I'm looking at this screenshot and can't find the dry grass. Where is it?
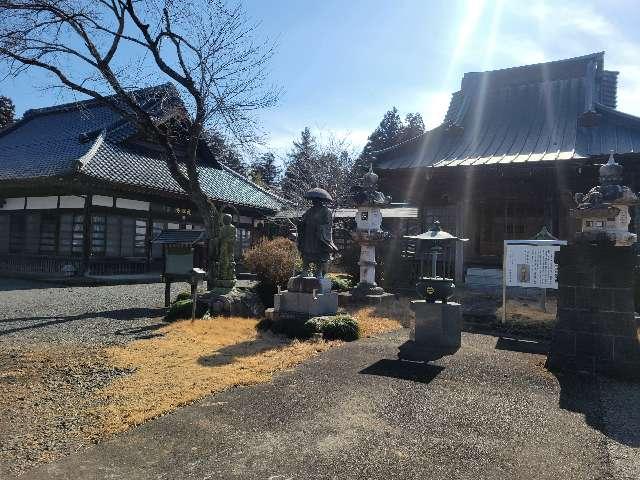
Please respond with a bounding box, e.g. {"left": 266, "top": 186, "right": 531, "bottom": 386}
{"left": 349, "top": 297, "right": 412, "bottom": 336}
{"left": 496, "top": 298, "right": 557, "bottom": 325}
{"left": 91, "top": 303, "right": 405, "bottom": 438}
{"left": 91, "top": 317, "right": 338, "bottom": 437}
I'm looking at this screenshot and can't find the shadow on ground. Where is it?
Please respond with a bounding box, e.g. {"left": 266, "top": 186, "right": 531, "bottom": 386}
{"left": 0, "top": 307, "right": 166, "bottom": 335}
{"left": 552, "top": 370, "right": 640, "bottom": 448}
{"left": 494, "top": 336, "right": 549, "bottom": 355}
{"left": 359, "top": 358, "right": 444, "bottom": 384}
{"left": 198, "top": 334, "right": 289, "bottom": 368}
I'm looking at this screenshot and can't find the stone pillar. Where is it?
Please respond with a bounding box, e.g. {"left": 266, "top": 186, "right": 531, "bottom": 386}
{"left": 358, "top": 243, "right": 377, "bottom": 285}
{"left": 547, "top": 243, "right": 640, "bottom": 378}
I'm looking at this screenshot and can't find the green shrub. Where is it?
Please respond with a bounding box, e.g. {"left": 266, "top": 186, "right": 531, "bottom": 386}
{"left": 174, "top": 291, "right": 192, "bottom": 303}
{"left": 165, "top": 299, "right": 208, "bottom": 322}
{"left": 328, "top": 273, "right": 353, "bottom": 291}
{"left": 244, "top": 237, "right": 301, "bottom": 307}
{"left": 317, "top": 315, "right": 360, "bottom": 341}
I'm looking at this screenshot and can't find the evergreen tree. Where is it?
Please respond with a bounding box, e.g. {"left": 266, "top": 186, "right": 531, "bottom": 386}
{"left": 281, "top": 127, "right": 317, "bottom": 202}
{"left": 0, "top": 96, "right": 15, "bottom": 129}
{"left": 402, "top": 112, "right": 425, "bottom": 141}
{"left": 250, "top": 152, "right": 280, "bottom": 187}
{"left": 354, "top": 107, "right": 405, "bottom": 178}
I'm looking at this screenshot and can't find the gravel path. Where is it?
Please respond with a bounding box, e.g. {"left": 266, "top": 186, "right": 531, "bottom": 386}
{"left": 0, "top": 278, "right": 168, "bottom": 346}
{"left": 0, "top": 278, "right": 170, "bottom": 477}
{"left": 23, "top": 329, "right": 626, "bottom": 480}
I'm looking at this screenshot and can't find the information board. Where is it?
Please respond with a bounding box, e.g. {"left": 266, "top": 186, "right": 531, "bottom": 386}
{"left": 504, "top": 243, "right": 564, "bottom": 289}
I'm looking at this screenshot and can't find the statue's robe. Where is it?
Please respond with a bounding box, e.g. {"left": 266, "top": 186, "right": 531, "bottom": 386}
{"left": 298, "top": 204, "right": 338, "bottom": 263}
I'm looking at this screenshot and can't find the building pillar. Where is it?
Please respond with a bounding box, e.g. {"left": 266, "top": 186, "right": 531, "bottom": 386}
{"left": 80, "top": 194, "right": 92, "bottom": 276}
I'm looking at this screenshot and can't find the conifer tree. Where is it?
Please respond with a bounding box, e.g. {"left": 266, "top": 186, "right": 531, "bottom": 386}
{"left": 0, "top": 96, "right": 14, "bottom": 129}
{"left": 402, "top": 112, "right": 425, "bottom": 141}
{"left": 250, "top": 152, "right": 280, "bottom": 187}
{"left": 281, "top": 127, "right": 317, "bottom": 201}
{"left": 354, "top": 107, "right": 405, "bottom": 177}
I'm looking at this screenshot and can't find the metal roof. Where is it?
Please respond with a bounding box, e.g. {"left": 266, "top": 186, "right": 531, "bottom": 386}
{"left": 0, "top": 84, "right": 284, "bottom": 213}
{"left": 152, "top": 229, "right": 207, "bottom": 245}
{"left": 271, "top": 207, "right": 419, "bottom": 220}
{"left": 376, "top": 52, "right": 640, "bottom": 169}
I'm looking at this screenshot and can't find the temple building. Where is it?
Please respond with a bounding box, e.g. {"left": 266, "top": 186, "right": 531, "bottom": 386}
{"left": 375, "top": 52, "right": 640, "bottom": 284}
{"left": 0, "top": 84, "right": 284, "bottom": 277}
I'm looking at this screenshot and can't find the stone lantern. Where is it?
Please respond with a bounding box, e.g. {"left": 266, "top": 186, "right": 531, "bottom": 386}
{"left": 350, "top": 165, "right": 391, "bottom": 298}
{"left": 572, "top": 152, "right": 638, "bottom": 246}
{"left": 547, "top": 152, "right": 640, "bottom": 379}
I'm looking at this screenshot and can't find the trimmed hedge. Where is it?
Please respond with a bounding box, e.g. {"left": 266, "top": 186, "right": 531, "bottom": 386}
{"left": 312, "top": 315, "right": 360, "bottom": 341}
{"left": 261, "top": 314, "right": 360, "bottom": 341}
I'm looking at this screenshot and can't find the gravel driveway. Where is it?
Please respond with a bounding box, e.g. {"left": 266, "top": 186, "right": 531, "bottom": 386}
{"left": 0, "top": 278, "right": 167, "bottom": 346}
{"left": 0, "top": 277, "right": 170, "bottom": 477}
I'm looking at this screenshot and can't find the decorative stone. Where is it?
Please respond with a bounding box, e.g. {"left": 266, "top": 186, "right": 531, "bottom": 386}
{"left": 350, "top": 165, "right": 391, "bottom": 298}
{"left": 572, "top": 152, "right": 639, "bottom": 246}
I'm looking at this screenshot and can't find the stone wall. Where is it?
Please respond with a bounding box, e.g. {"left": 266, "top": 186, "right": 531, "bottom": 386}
{"left": 547, "top": 243, "right": 640, "bottom": 378}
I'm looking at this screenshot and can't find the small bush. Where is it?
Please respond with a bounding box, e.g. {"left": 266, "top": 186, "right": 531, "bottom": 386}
{"left": 174, "top": 291, "right": 192, "bottom": 303}
{"left": 244, "top": 237, "right": 301, "bottom": 307}
{"left": 165, "top": 299, "right": 208, "bottom": 322}
{"left": 328, "top": 273, "right": 353, "bottom": 291}
{"left": 317, "top": 315, "right": 360, "bottom": 341}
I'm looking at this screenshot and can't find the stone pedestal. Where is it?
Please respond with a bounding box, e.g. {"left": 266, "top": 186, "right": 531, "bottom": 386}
{"left": 398, "top": 300, "right": 461, "bottom": 361}
{"left": 547, "top": 243, "right": 640, "bottom": 379}
{"left": 273, "top": 276, "right": 338, "bottom": 320}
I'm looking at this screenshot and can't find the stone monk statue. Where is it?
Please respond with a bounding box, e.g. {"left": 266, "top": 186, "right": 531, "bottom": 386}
{"left": 215, "top": 213, "right": 236, "bottom": 287}
{"left": 297, "top": 188, "right": 338, "bottom": 278}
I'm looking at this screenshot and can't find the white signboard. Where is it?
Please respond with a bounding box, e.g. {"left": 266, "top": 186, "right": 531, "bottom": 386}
{"left": 504, "top": 241, "right": 565, "bottom": 289}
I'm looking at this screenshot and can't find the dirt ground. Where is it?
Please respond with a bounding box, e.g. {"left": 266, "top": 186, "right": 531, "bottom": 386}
{"left": 0, "top": 301, "right": 402, "bottom": 478}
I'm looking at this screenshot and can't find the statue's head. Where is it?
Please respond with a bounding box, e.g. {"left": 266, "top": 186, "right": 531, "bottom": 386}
{"left": 222, "top": 213, "right": 233, "bottom": 225}
{"left": 304, "top": 187, "right": 333, "bottom": 206}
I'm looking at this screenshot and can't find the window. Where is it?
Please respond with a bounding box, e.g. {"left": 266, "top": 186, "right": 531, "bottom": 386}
{"left": 24, "top": 214, "right": 40, "bottom": 253}
{"left": 135, "top": 219, "right": 147, "bottom": 256}
{"left": 91, "top": 215, "right": 106, "bottom": 255}
{"left": 152, "top": 222, "right": 166, "bottom": 259}
{"left": 235, "top": 228, "right": 251, "bottom": 258}
{"left": 58, "top": 213, "right": 84, "bottom": 255}
{"left": 105, "top": 216, "right": 121, "bottom": 257}
{"left": 39, "top": 215, "right": 57, "bottom": 253}
{"left": 9, "top": 214, "right": 26, "bottom": 253}
{"left": 0, "top": 215, "right": 9, "bottom": 253}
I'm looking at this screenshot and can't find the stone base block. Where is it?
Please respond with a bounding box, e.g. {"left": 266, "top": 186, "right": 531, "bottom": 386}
{"left": 411, "top": 300, "right": 462, "bottom": 349}
{"left": 287, "top": 276, "right": 332, "bottom": 294}
{"left": 338, "top": 291, "right": 396, "bottom": 307}
{"left": 274, "top": 290, "right": 338, "bottom": 318}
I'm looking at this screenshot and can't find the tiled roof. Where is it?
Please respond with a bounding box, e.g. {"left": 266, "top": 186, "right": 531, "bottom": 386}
{"left": 0, "top": 84, "right": 284, "bottom": 212}
{"left": 376, "top": 52, "right": 640, "bottom": 169}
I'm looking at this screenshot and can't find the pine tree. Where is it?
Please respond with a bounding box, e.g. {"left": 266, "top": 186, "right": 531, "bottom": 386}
{"left": 354, "top": 107, "right": 405, "bottom": 178}
{"left": 281, "top": 127, "right": 317, "bottom": 202}
{"left": 0, "top": 96, "right": 15, "bottom": 129}
{"left": 402, "top": 112, "right": 425, "bottom": 141}
{"left": 250, "top": 152, "right": 280, "bottom": 187}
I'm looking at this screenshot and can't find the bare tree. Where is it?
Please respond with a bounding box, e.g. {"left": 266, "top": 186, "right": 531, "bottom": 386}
{"left": 0, "top": 0, "right": 278, "bottom": 288}
{"left": 281, "top": 129, "right": 356, "bottom": 207}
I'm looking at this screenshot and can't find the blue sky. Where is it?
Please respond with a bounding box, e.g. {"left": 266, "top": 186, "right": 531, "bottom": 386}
{"left": 4, "top": 0, "right": 640, "bottom": 160}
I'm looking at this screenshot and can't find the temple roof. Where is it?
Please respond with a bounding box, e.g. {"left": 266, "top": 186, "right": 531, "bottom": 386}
{"left": 0, "top": 84, "right": 284, "bottom": 212}
{"left": 376, "top": 52, "right": 640, "bottom": 169}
